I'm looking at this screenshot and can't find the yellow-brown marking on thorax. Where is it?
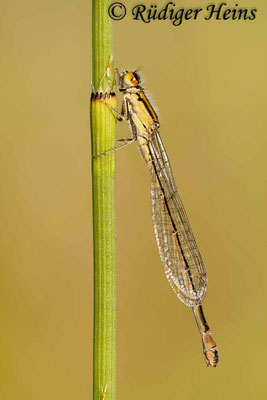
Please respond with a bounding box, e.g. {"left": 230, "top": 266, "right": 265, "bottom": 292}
{"left": 127, "top": 88, "right": 159, "bottom": 133}
{"left": 125, "top": 87, "right": 159, "bottom": 164}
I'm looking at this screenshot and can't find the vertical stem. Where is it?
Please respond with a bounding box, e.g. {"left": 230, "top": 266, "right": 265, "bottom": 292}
{"left": 91, "top": 1, "right": 116, "bottom": 400}
{"left": 92, "top": 0, "right": 114, "bottom": 92}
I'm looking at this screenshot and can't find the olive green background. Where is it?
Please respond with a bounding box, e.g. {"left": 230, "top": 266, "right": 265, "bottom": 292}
{"left": 1, "top": 1, "right": 267, "bottom": 399}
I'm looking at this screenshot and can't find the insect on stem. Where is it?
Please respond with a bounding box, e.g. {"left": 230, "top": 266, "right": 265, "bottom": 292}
{"left": 99, "top": 64, "right": 219, "bottom": 367}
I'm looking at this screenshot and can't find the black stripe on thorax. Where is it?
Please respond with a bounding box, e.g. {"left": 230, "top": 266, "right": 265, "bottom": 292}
{"left": 136, "top": 92, "right": 158, "bottom": 123}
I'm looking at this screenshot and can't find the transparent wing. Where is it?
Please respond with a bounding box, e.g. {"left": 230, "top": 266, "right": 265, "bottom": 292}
{"left": 148, "top": 131, "right": 207, "bottom": 307}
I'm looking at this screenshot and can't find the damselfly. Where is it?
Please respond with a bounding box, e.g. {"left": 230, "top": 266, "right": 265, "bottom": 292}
{"left": 94, "top": 67, "right": 219, "bottom": 367}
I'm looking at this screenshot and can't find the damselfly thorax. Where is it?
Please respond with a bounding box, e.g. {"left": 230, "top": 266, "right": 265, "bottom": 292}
{"left": 117, "top": 82, "right": 160, "bottom": 163}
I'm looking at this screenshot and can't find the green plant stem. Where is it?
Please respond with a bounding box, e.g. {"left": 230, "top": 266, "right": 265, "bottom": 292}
{"left": 92, "top": 0, "right": 114, "bottom": 92}
{"left": 91, "top": 1, "right": 116, "bottom": 400}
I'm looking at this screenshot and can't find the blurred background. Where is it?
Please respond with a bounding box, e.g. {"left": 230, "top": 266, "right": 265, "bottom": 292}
{"left": 1, "top": 0, "right": 267, "bottom": 399}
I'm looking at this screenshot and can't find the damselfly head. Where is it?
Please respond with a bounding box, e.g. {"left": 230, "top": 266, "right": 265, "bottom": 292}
{"left": 118, "top": 70, "right": 141, "bottom": 89}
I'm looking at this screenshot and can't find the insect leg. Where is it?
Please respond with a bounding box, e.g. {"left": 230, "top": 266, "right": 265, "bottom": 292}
{"left": 93, "top": 97, "right": 136, "bottom": 158}
{"left": 99, "top": 93, "right": 129, "bottom": 121}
